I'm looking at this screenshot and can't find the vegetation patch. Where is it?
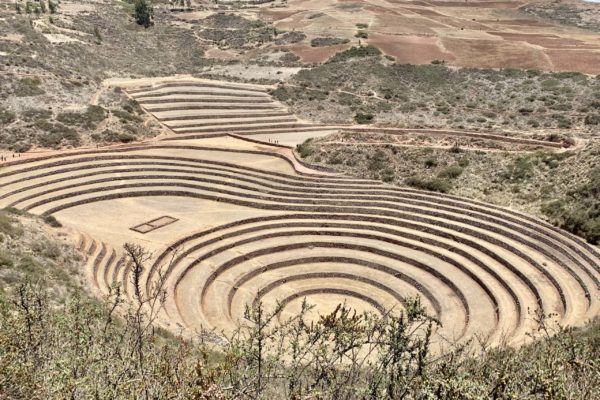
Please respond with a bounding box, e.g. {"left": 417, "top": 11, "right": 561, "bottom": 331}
{"left": 56, "top": 105, "right": 107, "bottom": 129}
{"left": 404, "top": 176, "right": 451, "bottom": 193}
{"left": 542, "top": 167, "right": 600, "bottom": 245}
{"left": 13, "top": 77, "right": 45, "bottom": 97}
{"left": 295, "top": 138, "right": 314, "bottom": 158}
{"left": 0, "top": 107, "right": 16, "bottom": 125}
{"left": 310, "top": 37, "right": 350, "bottom": 47}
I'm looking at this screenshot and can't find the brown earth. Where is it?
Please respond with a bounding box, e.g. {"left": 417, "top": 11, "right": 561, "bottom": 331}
{"left": 253, "top": 0, "right": 600, "bottom": 73}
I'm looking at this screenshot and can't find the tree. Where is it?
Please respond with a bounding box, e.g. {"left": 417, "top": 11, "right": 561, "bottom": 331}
{"left": 93, "top": 26, "right": 102, "bottom": 44}
{"left": 134, "top": 0, "right": 153, "bottom": 28}
{"left": 48, "top": 0, "right": 57, "bottom": 14}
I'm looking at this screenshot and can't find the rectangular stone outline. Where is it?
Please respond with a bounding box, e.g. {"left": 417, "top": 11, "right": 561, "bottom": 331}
{"left": 130, "top": 216, "right": 178, "bottom": 234}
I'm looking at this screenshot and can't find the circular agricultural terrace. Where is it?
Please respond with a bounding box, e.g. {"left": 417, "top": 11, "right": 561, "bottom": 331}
{"left": 1, "top": 79, "right": 598, "bottom": 347}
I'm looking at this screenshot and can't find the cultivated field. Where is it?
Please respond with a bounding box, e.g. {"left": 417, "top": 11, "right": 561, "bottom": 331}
{"left": 0, "top": 78, "right": 598, "bottom": 349}
{"left": 254, "top": 0, "right": 600, "bottom": 73}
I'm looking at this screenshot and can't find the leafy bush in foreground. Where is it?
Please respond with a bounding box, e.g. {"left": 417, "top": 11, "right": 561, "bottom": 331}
{"left": 0, "top": 217, "right": 597, "bottom": 399}
{"left": 0, "top": 274, "right": 597, "bottom": 399}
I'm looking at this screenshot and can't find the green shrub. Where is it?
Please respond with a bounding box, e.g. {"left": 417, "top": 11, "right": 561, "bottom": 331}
{"left": 296, "top": 139, "right": 314, "bottom": 158}
{"left": 32, "top": 239, "right": 61, "bottom": 260}
{"left": 0, "top": 251, "right": 13, "bottom": 268}
{"left": 328, "top": 45, "right": 381, "bottom": 63}
{"left": 438, "top": 165, "right": 464, "bottom": 179}
{"left": 122, "top": 98, "right": 143, "bottom": 114}
{"left": 111, "top": 109, "right": 142, "bottom": 123}
{"left": 424, "top": 157, "right": 438, "bottom": 168}
{"left": 503, "top": 156, "right": 536, "bottom": 182}
{"left": 328, "top": 154, "right": 343, "bottom": 165}
{"left": 458, "top": 157, "right": 470, "bottom": 168}
{"left": 355, "top": 31, "right": 368, "bottom": 39}
{"left": 584, "top": 114, "right": 600, "bottom": 125}
{"left": 380, "top": 167, "right": 395, "bottom": 182}
{"left": 0, "top": 107, "right": 16, "bottom": 125}
{"left": 0, "top": 213, "right": 23, "bottom": 238}
{"left": 354, "top": 112, "right": 374, "bottom": 124}
{"left": 37, "top": 124, "right": 80, "bottom": 149}
{"left": 310, "top": 37, "right": 350, "bottom": 47}
{"left": 14, "top": 77, "right": 45, "bottom": 97}
{"left": 43, "top": 215, "right": 62, "bottom": 228}
{"left": 21, "top": 108, "right": 52, "bottom": 122}
{"left": 552, "top": 114, "right": 572, "bottom": 128}
{"left": 404, "top": 177, "right": 451, "bottom": 193}
{"left": 449, "top": 144, "right": 462, "bottom": 153}
{"left": 134, "top": 0, "right": 153, "bottom": 28}
{"left": 367, "top": 150, "right": 387, "bottom": 171}
{"left": 57, "top": 106, "right": 107, "bottom": 129}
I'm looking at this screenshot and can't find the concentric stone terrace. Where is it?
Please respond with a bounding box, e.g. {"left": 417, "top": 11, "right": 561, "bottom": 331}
{"left": 1, "top": 138, "right": 598, "bottom": 347}
{"left": 126, "top": 79, "right": 338, "bottom": 146}
{"left": 125, "top": 78, "right": 568, "bottom": 150}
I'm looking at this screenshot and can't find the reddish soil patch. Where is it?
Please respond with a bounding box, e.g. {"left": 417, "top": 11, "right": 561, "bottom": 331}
{"left": 400, "top": 7, "right": 449, "bottom": 17}
{"left": 490, "top": 32, "right": 600, "bottom": 49}
{"left": 545, "top": 49, "right": 600, "bottom": 74}
{"left": 257, "top": 0, "right": 600, "bottom": 73}
{"left": 258, "top": 8, "right": 299, "bottom": 21}
{"left": 424, "top": 1, "right": 521, "bottom": 8}
{"left": 287, "top": 43, "right": 353, "bottom": 63}
{"left": 368, "top": 33, "right": 456, "bottom": 64}
{"left": 478, "top": 19, "right": 554, "bottom": 27}
{"left": 442, "top": 37, "right": 553, "bottom": 70}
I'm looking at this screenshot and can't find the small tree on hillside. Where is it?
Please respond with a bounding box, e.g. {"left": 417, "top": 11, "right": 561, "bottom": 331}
{"left": 134, "top": 0, "right": 153, "bottom": 28}
{"left": 48, "top": 0, "right": 57, "bottom": 14}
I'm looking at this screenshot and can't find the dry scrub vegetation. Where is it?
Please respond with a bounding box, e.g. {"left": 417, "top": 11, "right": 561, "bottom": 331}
{"left": 296, "top": 135, "right": 600, "bottom": 245}
{"left": 0, "top": 211, "right": 598, "bottom": 399}
{"left": 523, "top": 0, "right": 600, "bottom": 32}
{"left": 272, "top": 46, "right": 600, "bottom": 137}
{"left": 0, "top": 0, "right": 209, "bottom": 151}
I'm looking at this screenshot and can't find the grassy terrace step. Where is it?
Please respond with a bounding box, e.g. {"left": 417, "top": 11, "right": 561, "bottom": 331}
{"left": 130, "top": 90, "right": 270, "bottom": 99}
{"left": 16, "top": 181, "right": 588, "bottom": 321}
{"left": 110, "top": 256, "right": 127, "bottom": 293}
{"left": 0, "top": 140, "right": 596, "bottom": 345}
{"left": 172, "top": 122, "right": 308, "bottom": 134}
{"left": 252, "top": 271, "right": 409, "bottom": 310}
{"left": 173, "top": 229, "right": 497, "bottom": 327}
{"left": 0, "top": 145, "right": 348, "bottom": 179}
{"left": 192, "top": 240, "right": 482, "bottom": 339}
{"left": 169, "top": 117, "right": 299, "bottom": 129}
{"left": 2, "top": 152, "right": 596, "bottom": 288}
{"left": 337, "top": 127, "right": 564, "bottom": 149}
{"left": 143, "top": 103, "right": 284, "bottom": 112}
{"left": 160, "top": 126, "right": 337, "bottom": 140}
{"left": 10, "top": 174, "right": 595, "bottom": 297}
{"left": 99, "top": 248, "right": 116, "bottom": 291}
{"left": 59, "top": 191, "right": 595, "bottom": 315}
{"left": 92, "top": 242, "right": 107, "bottom": 289}
{"left": 129, "top": 87, "right": 270, "bottom": 99}
{"left": 2, "top": 152, "right": 596, "bottom": 282}
{"left": 154, "top": 218, "right": 551, "bottom": 340}
{"left": 126, "top": 81, "right": 269, "bottom": 95}
{"left": 159, "top": 111, "right": 293, "bottom": 122}
{"left": 7, "top": 166, "right": 595, "bottom": 294}
{"left": 136, "top": 96, "right": 276, "bottom": 105}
